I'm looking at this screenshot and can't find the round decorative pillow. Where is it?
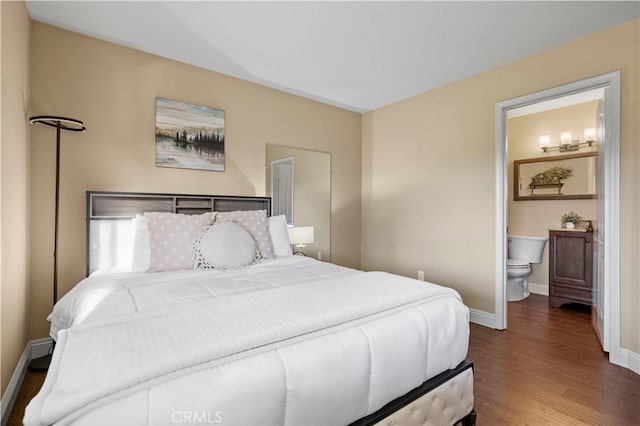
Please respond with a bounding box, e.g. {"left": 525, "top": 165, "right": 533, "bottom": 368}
{"left": 193, "top": 221, "right": 257, "bottom": 269}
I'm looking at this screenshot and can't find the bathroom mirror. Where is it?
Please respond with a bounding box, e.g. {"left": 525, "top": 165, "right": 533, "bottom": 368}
{"left": 514, "top": 152, "right": 597, "bottom": 201}
{"left": 266, "top": 144, "right": 331, "bottom": 261}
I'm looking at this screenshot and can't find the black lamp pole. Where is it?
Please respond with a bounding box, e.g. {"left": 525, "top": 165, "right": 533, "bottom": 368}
{"left": 28, "top": 115, "right": 85, "bottom": 370}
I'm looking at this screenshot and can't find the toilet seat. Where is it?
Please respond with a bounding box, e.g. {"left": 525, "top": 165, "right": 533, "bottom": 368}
{"left": 507, "top": 259, "right": 530, "bottom": 269}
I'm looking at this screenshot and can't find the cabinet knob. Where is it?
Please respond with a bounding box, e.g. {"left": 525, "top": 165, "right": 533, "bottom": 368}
{"left": 586, "top": 239, "right": 591, "bottom": 243}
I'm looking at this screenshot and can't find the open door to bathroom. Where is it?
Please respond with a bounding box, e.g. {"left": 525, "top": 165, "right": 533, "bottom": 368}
{"left": 496, "top": 72, "right": 620, "bottom": 364}
{"left": 592, "top": 94, "right": 608, "bottom": 352}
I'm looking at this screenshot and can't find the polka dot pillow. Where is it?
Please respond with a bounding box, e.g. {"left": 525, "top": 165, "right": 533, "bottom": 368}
{"left": 216, "top": 209, "right": 274, "bottom": 259}
{"left": 144, "top": 212, "right": 215, "bottom": 272}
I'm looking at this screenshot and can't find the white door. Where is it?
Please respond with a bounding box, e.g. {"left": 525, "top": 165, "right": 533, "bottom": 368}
{"left": 271, "top": 157, "right": 294, "bottom": 225}
{"left": 592, "top": 94, "right": 608, "bottom": 351}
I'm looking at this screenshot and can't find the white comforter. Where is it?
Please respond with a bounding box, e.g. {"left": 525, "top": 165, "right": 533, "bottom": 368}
{"left": 47, "top": 256, "right": 359, "bottom": 340}
{"left": 25, "top": 257, "right": 469, "bottom": 425}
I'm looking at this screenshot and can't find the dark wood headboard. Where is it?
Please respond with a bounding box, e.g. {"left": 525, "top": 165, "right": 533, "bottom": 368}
{"left": 86, "top": 191, "right": 271, "bottom": 275}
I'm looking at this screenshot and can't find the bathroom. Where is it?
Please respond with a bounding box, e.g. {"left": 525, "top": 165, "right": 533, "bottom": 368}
{"left": 506, "top": 95, "right": 599, "bottom": 304}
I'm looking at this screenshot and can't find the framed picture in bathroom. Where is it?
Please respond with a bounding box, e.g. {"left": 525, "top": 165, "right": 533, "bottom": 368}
{"left": 513, "top": 152, "right": 597, "bottom": 201}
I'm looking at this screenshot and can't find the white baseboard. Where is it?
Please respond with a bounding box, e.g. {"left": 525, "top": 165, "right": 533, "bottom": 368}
{"left": 0, "top": 337, "right": 53, "bottom": 426}
{"left": 30, "top": 337, "right": 53, "bottom": 359}
{"left": 528, "top": 282, "right": 549, "bottom": 296}
{"left": 610, "top": 347, "right": 640, "bottom": 375}
{"left": 469, "top": 308, "right": 496, "bottom": 329}
{"left": 1, "top": 345, "right": 30, "bottom": 426}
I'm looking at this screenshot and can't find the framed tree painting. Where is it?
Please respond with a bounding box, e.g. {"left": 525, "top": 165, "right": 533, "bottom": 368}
{"left": 155, "top": 97, "right": 225, "bottom": 171}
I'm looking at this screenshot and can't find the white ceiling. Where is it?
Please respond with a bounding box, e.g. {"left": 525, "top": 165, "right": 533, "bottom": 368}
{"left": 25, "top": 1, "right": 639, "bottom": 113}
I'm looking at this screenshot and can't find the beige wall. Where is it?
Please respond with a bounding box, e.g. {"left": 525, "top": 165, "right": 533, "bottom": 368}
{"left": 1, "top": 10, "right": 636, "bottom": 391}
{"left": 28, "top": 22, "right": 362, "bottom": 339}
{"left": 266, "top": 145, "right": 331, "bottom": 261}
{"left": 1, "top": 0, "right": 31, "bottom": 396}
{"left": 507, "top": 102, "right": 598, "bottom": 291}
{"left": 362, "top": 19, "right": 639, "bottom": 353}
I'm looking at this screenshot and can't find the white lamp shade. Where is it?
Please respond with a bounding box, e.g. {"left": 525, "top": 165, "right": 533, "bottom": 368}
{"left": 584, "top": 127, "right": 596, "bottom": 141}
{"left": 539, "top": 135, "right": 550, "bottom": 148}
{"left": 560, "top": 131, "right": 572, "bottom": 145}
{"left": 288, "top": 226, "right": 314, "bottom": 245}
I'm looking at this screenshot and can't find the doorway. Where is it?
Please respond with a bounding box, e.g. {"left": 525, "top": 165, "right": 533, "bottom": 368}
{"left": 271, "top": 157, "right": 294, "bottom": 225}
{"left": 495, "top": 72, "right": 621, "bottom": 361}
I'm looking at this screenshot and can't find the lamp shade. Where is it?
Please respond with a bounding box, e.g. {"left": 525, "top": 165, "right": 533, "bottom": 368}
{"left": 560, "top": 131, "right": 572, "bottom": 145}
{"left": 539, "top": 135, "right": 550, "bottom": 149}
{"left": 584, "top": 127, "right": 596, "bottom": 141}
{"left": 288, "top": 226, "right": 314, "bottom": 245}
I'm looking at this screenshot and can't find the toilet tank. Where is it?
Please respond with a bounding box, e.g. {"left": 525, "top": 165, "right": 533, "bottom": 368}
{"left": 508, "top": 235, "right": 548, "bottom": 264}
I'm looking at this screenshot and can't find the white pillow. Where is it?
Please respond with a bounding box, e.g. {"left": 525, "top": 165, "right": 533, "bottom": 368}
{"left": 216, "top": 210, "right": 274, "bottom": 259}
{"left": 130, "top": 215, "right": 151, "bottom": 272}
{"left": 193, "top": 222, "right": 257, "bottom": 269}
{"left": 268, "top": 215, "right": 292, "bottom": 257}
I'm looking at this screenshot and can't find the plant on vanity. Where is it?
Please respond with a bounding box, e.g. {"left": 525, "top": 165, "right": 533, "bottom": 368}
{"left": 561, "top": 211, "right": 582, "bottom": 229}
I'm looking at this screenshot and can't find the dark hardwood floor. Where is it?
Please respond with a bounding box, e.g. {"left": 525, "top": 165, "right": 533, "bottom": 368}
{"left": 8, "top": 294, "right": 640, "bottom": 425}
{"left": 7, "top": 369, "right": 45, "bottom": 425}
{"left": 469, "top": 294, "right": 640, "bottom": 425}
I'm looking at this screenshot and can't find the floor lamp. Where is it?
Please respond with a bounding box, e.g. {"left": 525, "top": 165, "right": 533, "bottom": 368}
{"left": 28, "top": 116, "right": 86, "bottom": 370}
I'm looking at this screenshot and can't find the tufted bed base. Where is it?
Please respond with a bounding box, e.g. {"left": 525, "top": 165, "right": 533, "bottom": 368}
{"left": 351, "top": 361, "right": 475, "bottom": 426}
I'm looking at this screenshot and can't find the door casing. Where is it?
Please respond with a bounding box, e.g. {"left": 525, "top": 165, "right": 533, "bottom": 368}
{"left": 494, "top": 71, "right": 620, "bottom": 363}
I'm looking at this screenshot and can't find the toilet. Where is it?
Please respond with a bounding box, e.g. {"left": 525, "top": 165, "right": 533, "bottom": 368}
{"left": 507, "top": 235, "right": 548, "bottom": 301}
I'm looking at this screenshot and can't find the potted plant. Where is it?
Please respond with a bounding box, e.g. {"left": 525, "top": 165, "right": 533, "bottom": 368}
{"left": 561, "top": 211, "right": 582, "bottom": 229}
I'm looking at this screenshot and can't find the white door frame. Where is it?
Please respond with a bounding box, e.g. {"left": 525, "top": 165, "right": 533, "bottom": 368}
{"left": 494, "top": 72, "right": 621, "bottom": 361}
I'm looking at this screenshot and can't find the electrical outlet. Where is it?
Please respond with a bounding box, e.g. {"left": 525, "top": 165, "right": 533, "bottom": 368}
{"left": 317, "top": 252, "right": 322, "bottom": 261}
{"left": 418, "top": 270, "right": 424, "bottom": 281}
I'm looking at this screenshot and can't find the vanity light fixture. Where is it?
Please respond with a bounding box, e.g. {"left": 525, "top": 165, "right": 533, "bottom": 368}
{"left": 540, "top": 129, "right": 598, "bottom": 153}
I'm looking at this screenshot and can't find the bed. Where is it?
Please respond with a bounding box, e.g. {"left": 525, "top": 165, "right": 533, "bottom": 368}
{"left": 24, "top": 191, "right": 475, "bottom": 426}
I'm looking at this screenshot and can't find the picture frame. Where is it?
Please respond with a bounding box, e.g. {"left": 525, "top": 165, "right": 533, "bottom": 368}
{"left": 155, "top": 97, "right": 225, "bottom": 172}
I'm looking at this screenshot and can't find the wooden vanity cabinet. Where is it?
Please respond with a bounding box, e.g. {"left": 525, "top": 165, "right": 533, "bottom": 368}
{"left": 548, "top": 230, "right": 593, "bottom": 307}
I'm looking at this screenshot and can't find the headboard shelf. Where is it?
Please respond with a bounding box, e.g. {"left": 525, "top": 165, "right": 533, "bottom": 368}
{"left": 88, "top": 191, "right": 271, "bottom": 218}
{"left": 175, "top": 198, "right": 213, "bottom": 209}
{"left": 86, "top": 191, "right": 271, "bottom": 275}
